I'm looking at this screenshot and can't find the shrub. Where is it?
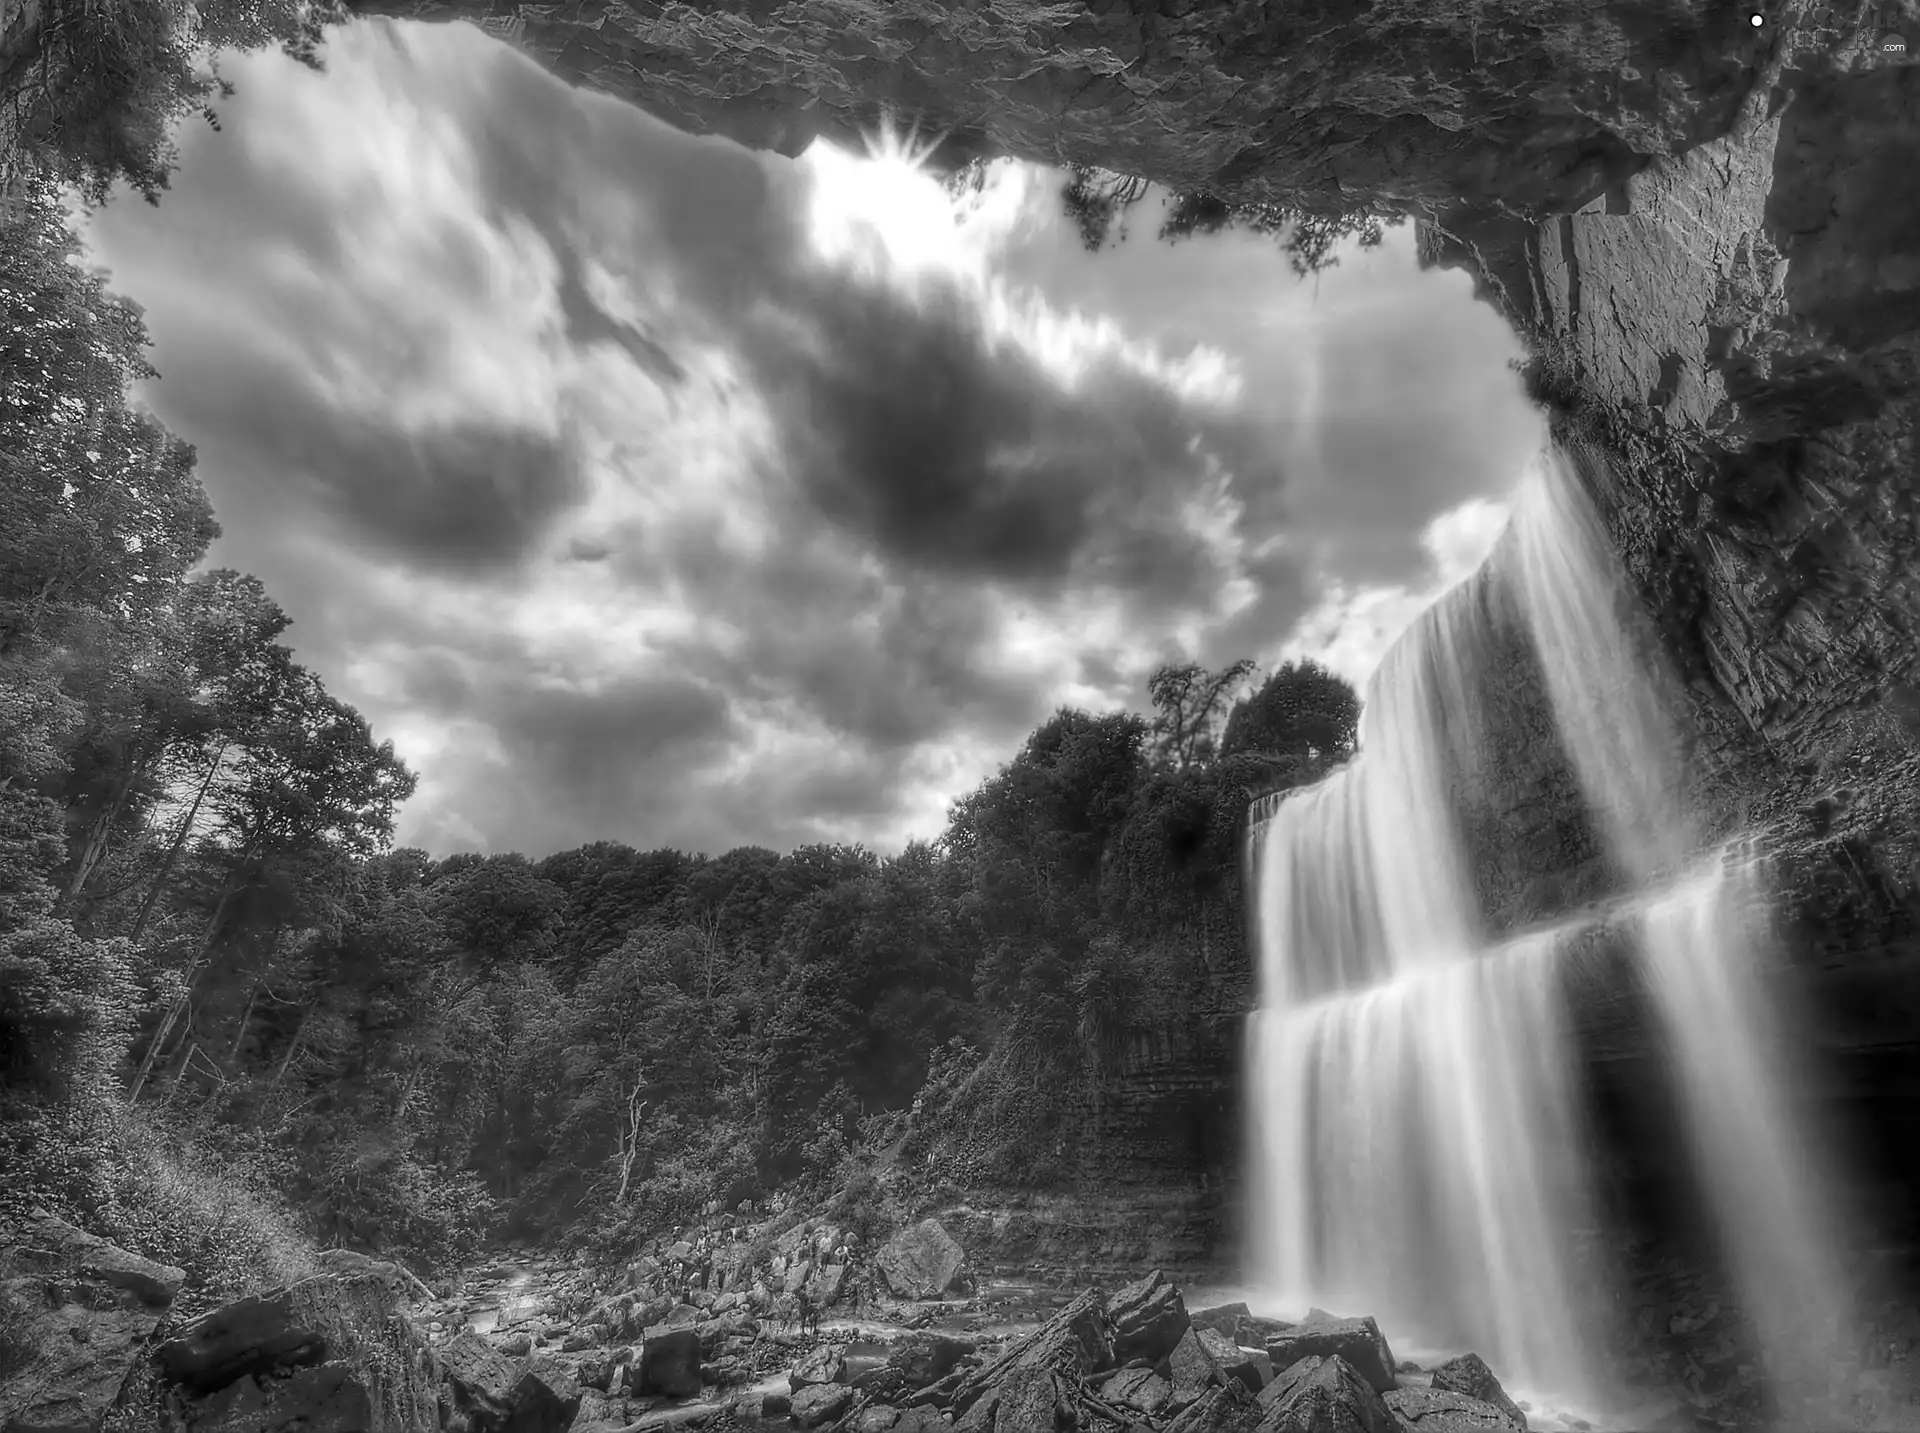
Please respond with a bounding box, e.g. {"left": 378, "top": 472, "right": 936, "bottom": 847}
{"left": 97, "top": 1111, "right": 316, "bottom": 1308}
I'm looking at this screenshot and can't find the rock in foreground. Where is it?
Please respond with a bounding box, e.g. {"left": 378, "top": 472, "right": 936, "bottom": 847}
{"left": 0, "top": 1213, "right": 186, "bottom": 1433}
{"left": 1262, "top": 1315, "right": 1399, "bottom": 1395}
{"left": 1383, "top": 1386, "right": 1529, "bottom": 1433}
{"left": 1258, "top": 1355, "right": 1397, "bottom": 1433}
{"left": 776, "top": 1273, "right": 1520, "bottom": 1433}
{"left": 1108, "top": 1270, "right": 1192, "bottom": 1365}
{"left": 1428, "top": 1352, "right": 1527, "bottom": 1431}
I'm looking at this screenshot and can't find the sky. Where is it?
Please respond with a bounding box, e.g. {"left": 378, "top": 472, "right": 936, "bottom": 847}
{"left": 82, "top": 17, "right": 1545, "bottom": 860}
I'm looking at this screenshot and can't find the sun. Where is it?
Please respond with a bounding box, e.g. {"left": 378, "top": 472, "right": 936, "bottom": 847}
{"left": 801, "top": 119, "right": 971, "bottom": 278}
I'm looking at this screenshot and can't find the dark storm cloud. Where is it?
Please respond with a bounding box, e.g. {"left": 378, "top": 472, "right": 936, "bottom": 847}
{"left": 156, "top": 350, "right": 587, "bottom": 576}
{"left": 495, "top": 674, "right": 740, "bottom": 796}
{"left": 736, "top": 264, "right": 1235, "bottom": 601}
{"left": 421, "top": 32, "right": 1254, "bottom": 609}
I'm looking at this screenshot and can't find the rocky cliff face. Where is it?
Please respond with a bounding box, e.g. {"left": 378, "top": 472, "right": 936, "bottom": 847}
{"left": 357, "top": 0, "right": 1784, "bottom": 214}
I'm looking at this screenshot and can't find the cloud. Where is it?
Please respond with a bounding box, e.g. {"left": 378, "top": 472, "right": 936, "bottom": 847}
{"left": 83, "top": 17, "right": 1542, "bottom": 858}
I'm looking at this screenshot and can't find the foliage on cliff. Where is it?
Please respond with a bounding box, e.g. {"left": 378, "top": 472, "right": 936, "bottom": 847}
{"left": 1053, "top": 164, "right": 1386, "bottom": 276}
{"left": 0, "top": 0, "right": 332, "bottom": 203}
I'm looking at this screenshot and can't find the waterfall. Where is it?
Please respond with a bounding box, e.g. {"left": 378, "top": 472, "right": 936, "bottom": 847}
{"left": 1511, "top": 445, "right": 1853, "bottom": 1387}
{"left": 1246, "top": 442, "right": 1853, "bottom": 1402}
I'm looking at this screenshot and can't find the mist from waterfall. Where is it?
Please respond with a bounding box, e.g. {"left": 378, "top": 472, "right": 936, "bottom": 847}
{"left": 1246, "top": 443, "right": 1854, "bottom": 1403}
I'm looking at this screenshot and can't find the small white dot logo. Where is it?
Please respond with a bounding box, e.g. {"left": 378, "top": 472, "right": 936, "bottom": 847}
{"left": 1750, "top": 13, "right": 1764, "bottom": 26}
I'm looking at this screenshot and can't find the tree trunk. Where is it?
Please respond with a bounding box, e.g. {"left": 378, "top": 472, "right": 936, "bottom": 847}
{"left": 268, "top": 1018, "right": 307, "bottom": 1089}
{"left": 66, "top": 746, "right": 152, "bottom": 904}
{"left": 225, "top": 980, "right": 259, "bottom": 1069}
{"left": 127, "top": 867, "right": 246, "bottom": 1103}
{"left": 614, "top": 1079, "right": 648, "bottom": 1205}
{"left": 127, "top": 740, "right": 228, "bottom": 945}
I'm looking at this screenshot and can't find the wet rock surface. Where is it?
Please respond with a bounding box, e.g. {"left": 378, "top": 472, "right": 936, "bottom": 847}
{"left": 1262, "top": 1315, "right": 1399, "bottom": 1396}
{"left": 1429, "top": 1352, "right": 1528, "bottom": 1430}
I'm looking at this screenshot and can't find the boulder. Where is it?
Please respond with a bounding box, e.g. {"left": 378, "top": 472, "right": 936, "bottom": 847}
{"left": 876, "top": 1221, "right": 967, "bottom": 1301}
{"left": 782, "top": 1261, "right": 816, "bottom": 1296}
{"left": 1382, "top": 1387, "right": 1528, "bottom": 1433}
{"left": 1255, "top": 1355, "right": 1397, "bottom": 1433}
{"left": 694, "top": 1313, "right": 755, "bottom": 1355}
{"left": 950, "top": 1290, "right": 1112, "bottom": 1433}
{"left": 0, "top": 1218, "right": 179, "bottom": 1433}
{"left": 12, "top": 1213, "right": 187, "bottom": 1308}
{"left": 641, "top": 1325, "right": 705, "bottom": 1398}
{"left": 738, "top": 1389, "right": 792, "bottom": 1419}
{"left": 1165, "top": 1380, "right": 1262, "bottom": 1433}
{"left": 1098, "top": 1366, "right": 1173, "bottom": 1416}
{"left": 439, "top": 1321, "right": 579, "bottom": 1421}
{"left": 511, "top": 1357, "right": 584, "bottom": 1433}
{"left": 853, "top": 1408, "right": 901, "bottom": 1433}
{"left": 1196, "top": 1330, "right": 1270, "bottom": 1392}
{"left": 805, "top": 1262, "right": 849, "bottom": 1308}
{"left": 440, "top": 1328, "right": 522, "bottom": 1426}
{"left": 888, "top": 1332, "right": 976, "bottom": 1387}
{"left": 852, "top": 1366, "right": 909, "bottom": 1403}
{"left": 1188, "top": 1304, "right": 1255, "bottom": 1345}
{"left": 893, "top": 1409, "right": 948, "bottom": 1433}
{"left": 182, "top": 1359, "right": 373, "bottom": 1433}
{"left": 791, "top": 1343, "right": 848, "bottom": 1391}
{"left": 1263, "top": 1316, "right": 1399, "bottom": 1395}
{"left": 1257, "top": 1356, "right": 1320, "bottom": 1410}
{"left": 790, "top": 1382, "right": 855, "bottom": 1428}
{"left": 1168, "top": 1327, "right": 1224, "bottom": 1410}
{"left": 1428, "top": 1353, "right": 1527, "bottom": 1431}
{"left": 1106, "top": 1271, "right": 1191, "bottom": 1365}
{"left": 154, "top": 1272, "right": 440, "bottom": 1429}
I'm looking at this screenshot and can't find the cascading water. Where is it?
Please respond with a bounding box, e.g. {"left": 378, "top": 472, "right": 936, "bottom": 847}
{"left": 1246, "top": 442, "right": 1854, "bottom": 1404}
{"left": 1245, "top": 563, "right": 1608, "bottom": 1397}
{"left": 1510, "top": 446, "right": 1853, "bottom": 1388}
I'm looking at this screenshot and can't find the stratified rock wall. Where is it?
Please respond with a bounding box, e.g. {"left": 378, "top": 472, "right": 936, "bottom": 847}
{"left": 351, "top": 0, "right": 1777, "bottom": 211}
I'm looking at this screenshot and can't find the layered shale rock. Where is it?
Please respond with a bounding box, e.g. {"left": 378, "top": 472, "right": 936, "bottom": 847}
{"left": 351, "top": 0, "right": 1788, "bottom": 218}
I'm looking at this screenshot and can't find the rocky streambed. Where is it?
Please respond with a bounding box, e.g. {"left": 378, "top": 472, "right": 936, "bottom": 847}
{"left": 9, "top": 1201, "right": 1920, "bottom": 1433}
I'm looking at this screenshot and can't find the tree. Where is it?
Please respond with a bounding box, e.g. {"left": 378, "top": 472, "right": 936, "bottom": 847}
{"left": 0, "top": 186, "right": 217, "bottom": 662}
{"left": 1146, "top": 659, "right": 1256, "bottom": 773}
{"left": 1220, "top": 659, "right": 1362, "bottom": 771}
{"left": 427, "top": 856, "right": 564, "bottom": 967}
{"left": 3, "top": 0, "right": 339, "bottom": 207}
{"left": 1056, "top": 163, "right": 1386, "bottom": 276}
